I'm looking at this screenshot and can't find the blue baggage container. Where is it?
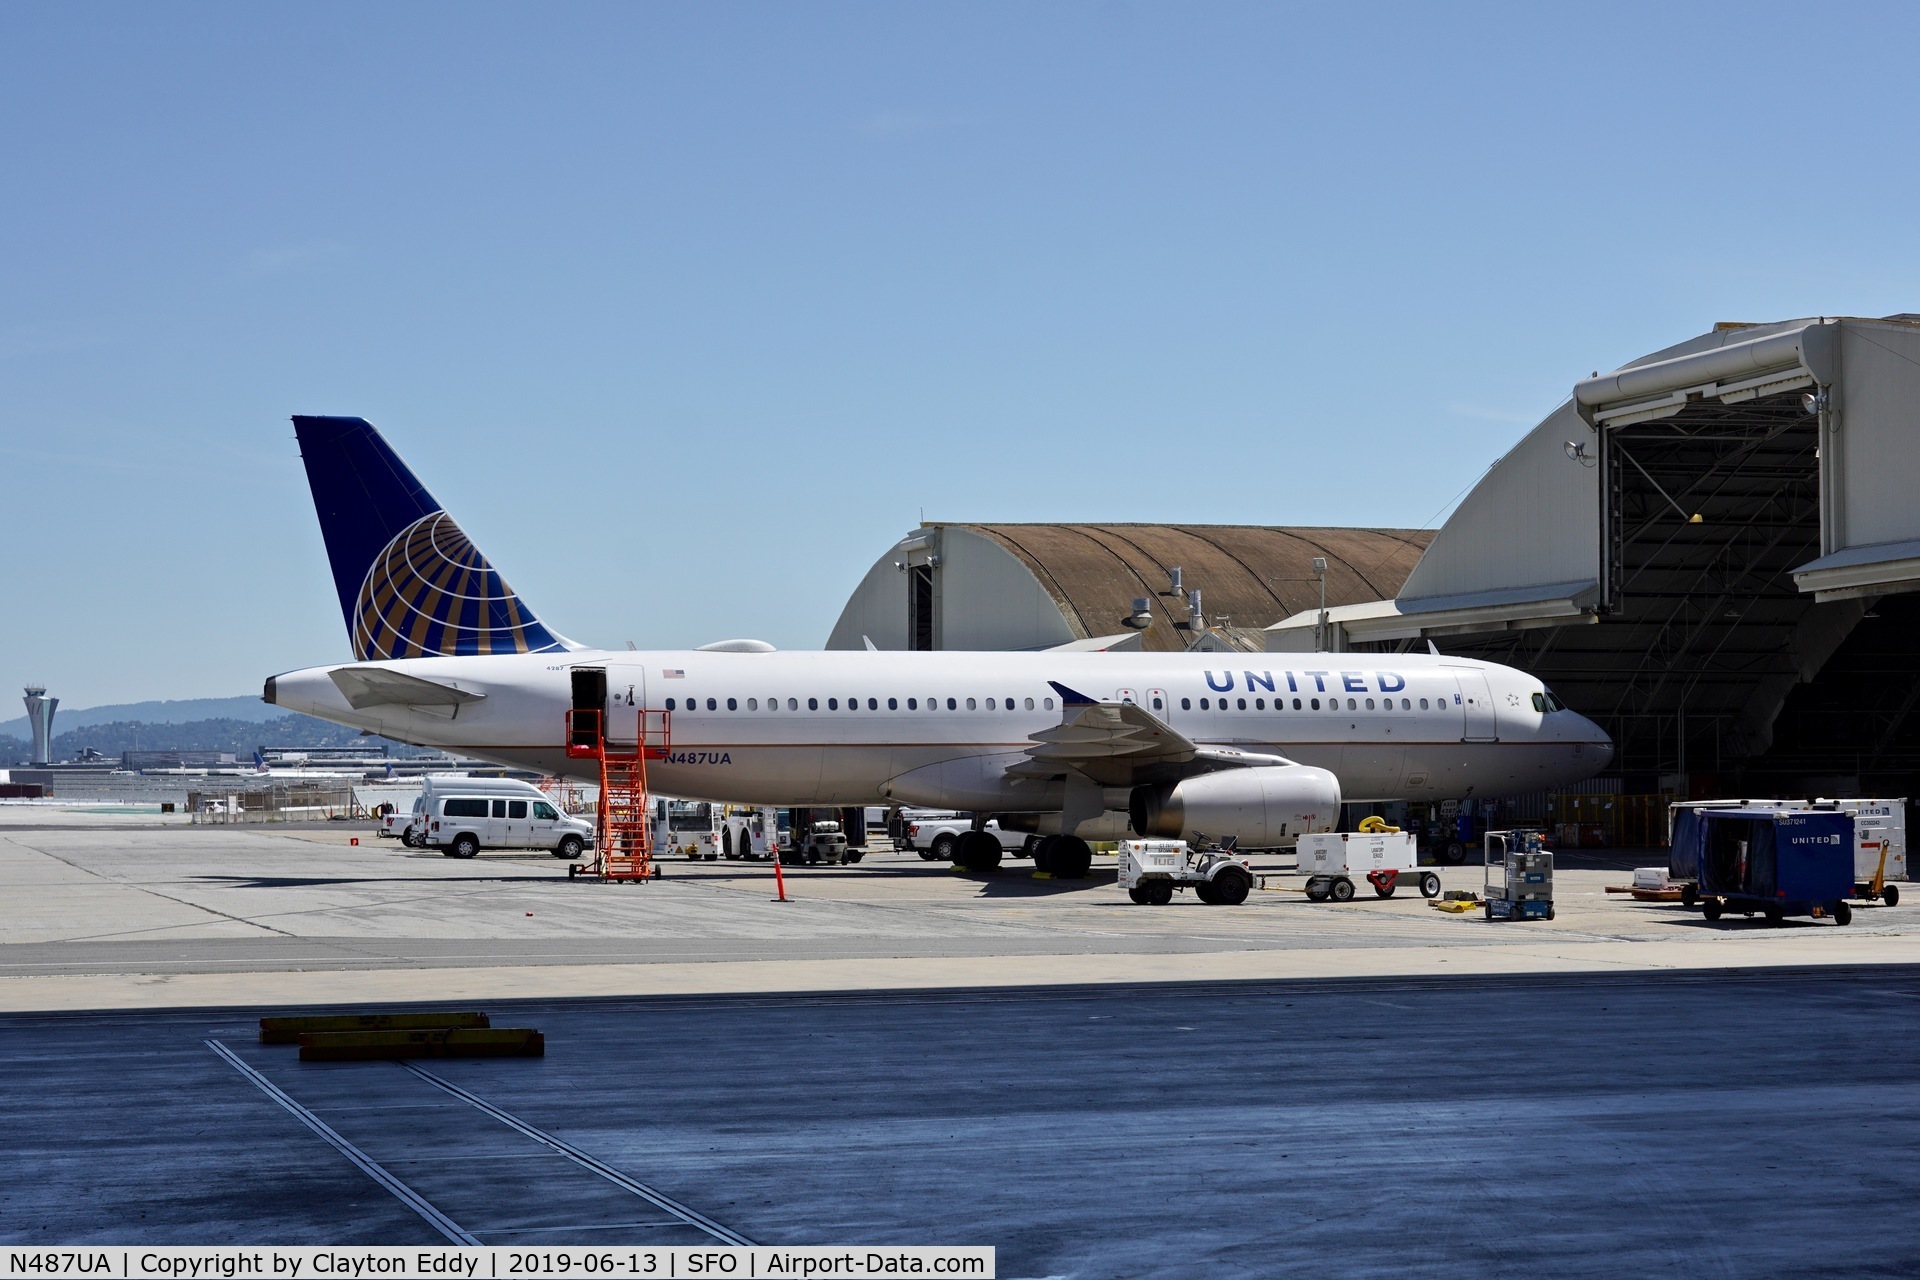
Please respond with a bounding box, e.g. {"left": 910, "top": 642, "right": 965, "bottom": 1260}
{"left": 1695, "top": 808, "right": 1855, "bottom": 924}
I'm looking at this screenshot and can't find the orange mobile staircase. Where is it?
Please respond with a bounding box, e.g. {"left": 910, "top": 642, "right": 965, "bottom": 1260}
{"left": 565, "top": 707, "right": 670, "bottom": 882}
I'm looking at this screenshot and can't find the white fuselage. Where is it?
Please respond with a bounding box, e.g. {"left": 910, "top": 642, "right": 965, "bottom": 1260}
{"left": 267, "top": 648, "right": 1612, "bottom": 815}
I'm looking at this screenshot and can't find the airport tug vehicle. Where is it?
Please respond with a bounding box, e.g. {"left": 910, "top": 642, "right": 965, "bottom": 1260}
{"left": 1296, "top": 827, "right": 1442, "bottom": 902}
{"left": 1118, "top": 837, "right": 1255, "bottom": 905}
{"left": 1483, "top": 829, "right": 1555, "bottom": 921}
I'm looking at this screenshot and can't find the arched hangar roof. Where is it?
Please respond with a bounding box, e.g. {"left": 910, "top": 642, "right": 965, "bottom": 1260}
{"left": 830, "top": 523, "right": 1432, "bottom": 653}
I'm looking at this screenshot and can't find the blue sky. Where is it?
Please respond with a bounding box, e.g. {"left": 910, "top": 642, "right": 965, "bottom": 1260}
{"left": 7, "top": 1, "right": 1920, "bottom": 707}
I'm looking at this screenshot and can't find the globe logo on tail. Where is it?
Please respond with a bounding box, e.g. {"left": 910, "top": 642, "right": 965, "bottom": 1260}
{"left": 351, "top": 512, "right": 564, "bottom": 660}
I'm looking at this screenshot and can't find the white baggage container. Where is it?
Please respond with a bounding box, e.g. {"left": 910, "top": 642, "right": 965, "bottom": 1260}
{"left": 1294, "top": 832, "right": 1439, "bottom": 902}
{"left": 1297, "top": 832, "right": 1419, "bottom": 876}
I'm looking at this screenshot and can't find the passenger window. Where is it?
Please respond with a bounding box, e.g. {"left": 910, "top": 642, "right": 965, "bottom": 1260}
{"left": 1347, "top": 698, "right": 1357, "bottom": 710}
{"left": 869, "top": 697, "right": 879, "bottom": 710}
{"left": 1237, "top": 698, "right": 1247, "bottom": 710}
{"left": 829, "top": 698, "right": 839, "bottom": 710}
{"left": 1401, "top": 698, "right": 1411, "bottom": 710}
{"left": 1200, "top": 698, "right": 1210, "bottom": 710}
{"left": 1004, "top": 696, "right": 1014, "bottom": 709}
{"left": 908, "top": 698, "right": 918, "bottom": 710}
{"left": 444, "top": 798, "right": 486, "bottom": 818}
{"left": 808, "top": 697, "right": 819, "bottom": 710}
{"left": 1255, "top": 698, "right": 1264, "bottom": 710}
{"left": 966, "top": 697, "right": 977, "bottom": 710}
{"left": 1365, "top": 698, "right": 1375, "bottom": 710}
{"left": 1043, "top": 697, "right": 1055, "bottom": 710}
{"left": 1026, "top": 697, "right": 1035, "bottom": 710}
{"left": 1311, "top": 698, "right": 1320, "bottom": 710}
{"left": 986, "top": 698, "right": 997, "bottom": 710}
{"left": 1152, "top": 697, "right": 1163, "bottom": 710}
{"left": 747, "top": 697, "right": 758, "bottom": 711}
{"left": 947, "top": 697, "right": 957, "bottom": 710}
{"left": 727, "top": 697, "right": 737, "bottom": 711}
{"left": 1181, "top": 698, "right": 1191, "bottom": 710}
{"left": 888, "top": 697, "right": 898, "bottom": 710}
{"left": 1293, "top": 698, "right": 1302, "bottom": 710}
{"left": 665, "top": 697, "right": 676, "bottom": 711}
{"left": 706, "top": 697, "right": 717, "bottom": 711}
{"left": 491, "top": 800, "right": 507, "bottom": 818}
{"left": 533, "top": 802, "right": 558, "bottom": 820}
{"left": 508, "top": 800, "right": 528, "bottom": 819}
{"left": 1420, "top": 698, "right": 1429, "bottom": 710}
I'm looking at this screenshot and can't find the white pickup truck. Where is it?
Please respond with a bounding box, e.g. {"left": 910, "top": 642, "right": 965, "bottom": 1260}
{"left": 901, "top": 813, "right": 1035, "bottom": 861}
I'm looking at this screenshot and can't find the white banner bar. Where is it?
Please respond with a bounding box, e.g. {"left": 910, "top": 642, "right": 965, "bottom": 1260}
{"left": 0, "top": 1248, "right": 995, "bottom": 1280}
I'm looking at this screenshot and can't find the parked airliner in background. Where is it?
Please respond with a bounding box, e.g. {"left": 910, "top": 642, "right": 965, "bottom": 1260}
{"left": 265, "top": 417, "right": 1612, "bottom": 871}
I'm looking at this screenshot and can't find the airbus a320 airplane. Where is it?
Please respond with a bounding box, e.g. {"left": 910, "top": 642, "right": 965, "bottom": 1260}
{"left": 266, "top": 417, "right": 1612, "bottom": 874}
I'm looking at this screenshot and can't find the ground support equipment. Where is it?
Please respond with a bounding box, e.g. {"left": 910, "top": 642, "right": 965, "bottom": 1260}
{"left": 564, "top": 706, "right": 669, "bottom": 884}
{"left": 1483, "top": 830, "right": 1555, "bottom": 921}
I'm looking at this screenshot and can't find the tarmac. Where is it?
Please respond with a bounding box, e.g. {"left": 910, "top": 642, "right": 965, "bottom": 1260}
{"left": 3, "top": 815, "right": 1918, "bottom": 1272}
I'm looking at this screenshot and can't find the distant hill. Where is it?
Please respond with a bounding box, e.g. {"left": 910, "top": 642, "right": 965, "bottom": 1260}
{"left": 0, "top": 694, "right": 279, "bottom": 740}
{"left": 48, "top": 714, "right": 431, "bottom": 759}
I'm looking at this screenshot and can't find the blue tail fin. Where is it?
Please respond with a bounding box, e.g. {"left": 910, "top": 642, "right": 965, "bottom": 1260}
{"left": 291, "top": 416, "right": 571, "bottom": 660}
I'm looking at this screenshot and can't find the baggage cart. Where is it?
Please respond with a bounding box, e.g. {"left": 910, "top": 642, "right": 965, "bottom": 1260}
{"left": 1692, "top": 807, "right": 1855, "bottom": 925}
{"left": 1294, "top": 831, "right": 1440, "bottom": 902}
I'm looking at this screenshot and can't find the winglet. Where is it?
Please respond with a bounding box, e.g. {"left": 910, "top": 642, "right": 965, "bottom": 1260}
{"left": 1048, "top": 680, "right": 1098, "bottom": 707}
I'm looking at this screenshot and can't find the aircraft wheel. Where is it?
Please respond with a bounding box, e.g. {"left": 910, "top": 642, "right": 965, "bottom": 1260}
{"left": 954, "top": 830, "right": 1003, "bottom": 871}
{"left": 1049, "top": 836, "right": 1093, "bottom": 878}
{"left": 1210, "top": 867, "right": 1252, "bottom": 906}
{"left": 1032, "top": 836, "right": 1059, "bottom": 873}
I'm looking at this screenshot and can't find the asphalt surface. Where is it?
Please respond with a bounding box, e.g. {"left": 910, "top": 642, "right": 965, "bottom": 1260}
{"left": 4, "top": 969, "right": 1919, "bottom": 1276}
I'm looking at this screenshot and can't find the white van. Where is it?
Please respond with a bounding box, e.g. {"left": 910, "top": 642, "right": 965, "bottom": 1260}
{"left": 419, "top": 776, "right": 594, "bottom": 860}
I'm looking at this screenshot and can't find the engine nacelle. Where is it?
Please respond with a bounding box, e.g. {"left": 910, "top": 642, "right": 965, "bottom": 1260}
{"left": 1129, "top": 766, "right": 1341, "bottom": 848}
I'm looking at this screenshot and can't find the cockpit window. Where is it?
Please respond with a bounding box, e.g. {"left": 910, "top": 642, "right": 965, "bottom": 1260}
{"left": 1531, "top": 692, "right": 1547, "bottom": 713}
{"left": 1535, "top": 688, "right": 1566, "bottom": 713}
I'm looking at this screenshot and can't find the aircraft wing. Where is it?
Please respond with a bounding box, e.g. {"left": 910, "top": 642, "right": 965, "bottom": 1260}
{"left": 328, "top": 665, "right": 487, "bottom": 712}
{"left": 1014, "top": 681, "right": 1293, "bottom": 787}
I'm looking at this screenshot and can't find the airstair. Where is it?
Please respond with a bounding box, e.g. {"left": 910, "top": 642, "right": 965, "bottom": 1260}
{"left": 565, "top": 707, "right": 670, "bottom": 882}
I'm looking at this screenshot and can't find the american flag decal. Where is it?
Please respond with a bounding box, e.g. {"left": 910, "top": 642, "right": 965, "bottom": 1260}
{"left": 663, "top": 668, "right": 685, "bottom": 678}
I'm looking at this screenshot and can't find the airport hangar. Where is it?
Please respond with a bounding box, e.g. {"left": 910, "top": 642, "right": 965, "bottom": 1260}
{"left": 831, "top": 315, "right": 1920, "bottom": 807}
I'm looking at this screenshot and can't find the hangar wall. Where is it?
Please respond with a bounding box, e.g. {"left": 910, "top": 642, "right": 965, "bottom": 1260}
{"left": 1270, "top": 313, "right": 1920, "bottom": 796}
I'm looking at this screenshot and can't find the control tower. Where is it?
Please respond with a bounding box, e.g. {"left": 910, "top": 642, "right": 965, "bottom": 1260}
{"left": 22, "top": 687, "right": 57, "bottom": 765}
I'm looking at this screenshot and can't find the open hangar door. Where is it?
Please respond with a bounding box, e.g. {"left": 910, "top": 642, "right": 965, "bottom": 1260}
{"left": 1368, "top": 316, "right": 1920, "bottom": 796}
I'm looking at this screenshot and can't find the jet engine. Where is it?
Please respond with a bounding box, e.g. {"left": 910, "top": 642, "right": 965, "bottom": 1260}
{"left": 1129, "top": 766, "right": 1341, "bottom": 847}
